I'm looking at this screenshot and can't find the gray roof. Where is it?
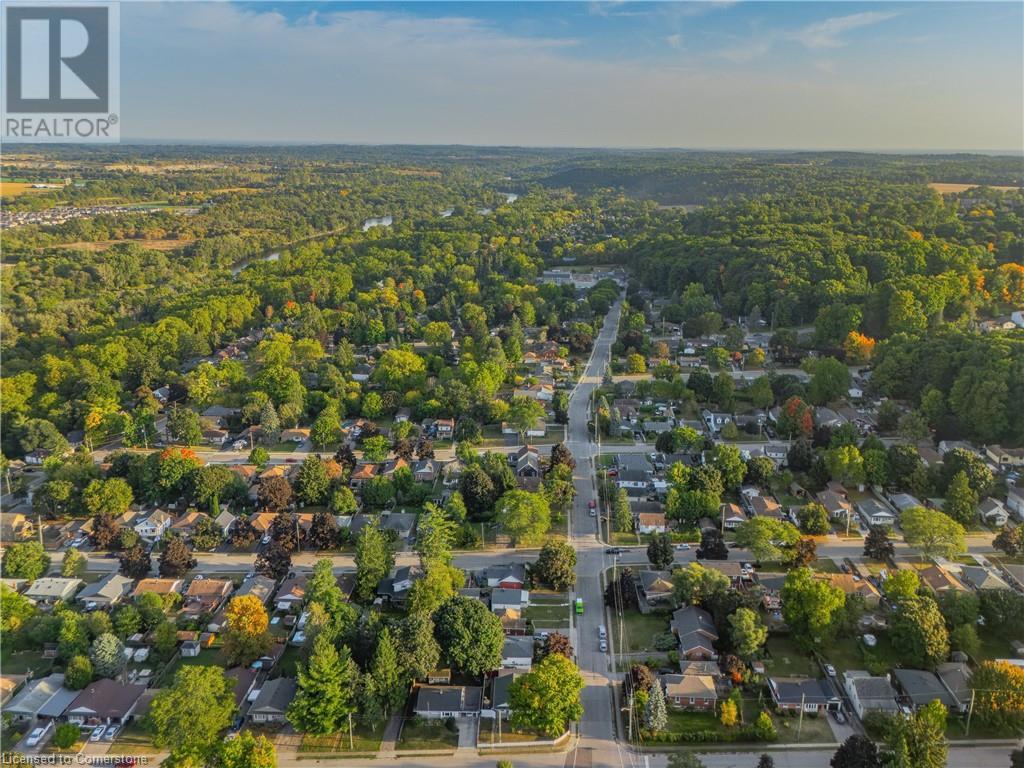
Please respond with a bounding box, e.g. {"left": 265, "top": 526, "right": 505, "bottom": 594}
{"left": 24, "top": 578, "right": 82, "bottom": 600}
{"left": 960, "top": 566, "right": 1010, "bottom": 591}
{"left": 77, "top": 573, "right": 133, "bottom": 603}
{"left": 490, "top": 672, "right": 519, "bottom": 708}
{"left": 380, "top": 512, "right": 417, "bottom": 535}
{"left": 616, "top": 454, "right": 651, "bottom": 472}
{"left": 639, "top": 570, "right": 673, "bottom": 596}
{"left": 491, "top": 587, "right": 526, "bottom": 605}
{"left": 234, "top": 575, "right": 276, "bottom": 604}
{"left": 483, "top": 563, "right": 526, "bottom": 584}
{"left": 670, "top": 606, "right": 719, "bottom": 651}
{"left": 5, "top": 674, "right": 77, "bottom": 718}
{"left": 415, "top": 685, "right": 482, "bottom": 713}
{"left": 502, "top": 636, "right": 535, "bottom": 659}
{"left": 844, "top": 671, "right": 899, "bottom": 712}
{"left": 250, "top": 677, "right": 297, "bottom": 715}
{"left": 769, "top": 676, "right": 839, "bottom": 706}
{"left": 66, "top": 679, "right": 146, "bottom": 720}
{"left": 893, "top": 669, "right": 957, "bottom": 708}
{"left": 936, "top": 662, "right": 972, "bottom": 705}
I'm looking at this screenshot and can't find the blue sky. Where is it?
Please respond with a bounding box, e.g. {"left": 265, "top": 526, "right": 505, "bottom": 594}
{"left": 119, "top": 1, "right": 1023, "bottom": 150}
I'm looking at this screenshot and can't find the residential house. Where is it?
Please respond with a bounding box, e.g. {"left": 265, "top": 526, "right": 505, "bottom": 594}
{"left": 918, "top": 565, "right": 967, "bottom": 594}
{"left": 5, "top": 674, "right": 78, "bottom": 723}
{"left": 215, "top": 509, "right": 237, "bottom": 535}
{"left": 511, "top": 446, "right": 541, "bottom": 478}
{"left": 380, "top": 457, "right": 410, "bottom": 478}
{"left": 441, "top": 459, "right": 464, "bottom": 488}
{"left": 815, "top": 408, "right": 846, "bottom": 429}
{"left": 24, "top": 578, "right": 81, "bottom": 605}
{"left": 413, "top": 685, "right": 482, "bottom": 719}
{"left": 817, "top": 490, "right": 852, "bottom": 523}
{"left": 635, "top": 512, "right": 667, "bottom": 535}
{"left": 0, "top": 513, "right": 34, "bottom": 541}
{"left": 65, "top": 679, "right": 146, "bottom": 726}
{"left": 939, "top": 440, "right": 976, "bottom": 457}
{"left": 979, "top": 497, "right": 1010, "bottom": 527}
{"left": 670, "top": 606, "right": 719, "bottom": 661}
{"left": 749, "top": 495, "right": 784, "bottom": 520}
{"left": 180, "top": 640, "right": 201, "bottom": 658}
{"left": 1008, "top": 486, "right": 1024, "bottom": 521}
{"left": 349, "top": 463, "right": 379, "bottom": 489}
{"left": 394, "top": 407, "right": 412, "bottom": 423}
{"left": 889, "top": 493, "right": 923, "bottom": 514}
{"left": 643, "top": 419, "right": 674, "bottom": 436}
{"left": 182, "top": 578, "right": 233, "bottom": 616}
{"left": 202, "top": 428, "right": 229, "bottom": 446}
{"left": 636, "top": 571, "right": 674, "bottom": 607}
{"left": 701, "top": 409, "right": 733, "bottom": 435}
{"left": 936, "top": 662, "right": 972, "bottom": 713}
{"left": 487, "top": 671, "right": 520, "bottom": 716}
{"left": 224, "top": 667, "right": 260, "bottom": 709}
{"left": 483, "top": 564, "right": 527, "bottom": 590}
{"left": 513, "top": 384, "right": 554, "bottom": 402}
{"left": 501, "top": 636, "right": 535, "bottom": 670}
{"left": 377, "top": 566, "right": 424, "bottom": 607}
{"left": 274, "top": 575, "right": 307, "bottom": 612}
{"left": 247, "top": 678, "right": 297, "bottom": 724}
{"left": 613, "top": 399, "right": 641, "bottom": 427}
{"left": 171, "top": 511, "right": 210, "bottom": 538}
{"left": 893, "top": 669, "right": 958, "bottom": 710}
{"left": 842, "top": 671, "right": 899, "bottom": 719}
{"left": 132, "top": 578, "right": 183, "bottom": 598}
{"left": 280, "top": 428, "right": 310, "bottom": 443}
{"left": 763, "top": 443, "right": 789, "bottom": 467}
{"left": 234, "top": 575, "right": 276, "bottom": 606}
{"left": 495, "top": 608, "right": 529, "bottom": 636}
{"left": 767, "top": 677, "right": 842, "bottom": 713}
{"left": 820, "top": 573, "right": 882, "bottom": 608}
{"left": 986, "top": 445, "right": 1024, "bottom": 468}
{"left": 720, "top": 503, "right": 747, "bottom": 530}
{"left": 856, "top": 499, "right": 896, "bottom": 527}
{"left": 616, "top": 469, "right": 650, "bottom": 496}
{"left": 491, "top": 588, "right": 530, "bottom": 612}
{"left": 381, "top": 512, "right": 418, "bottom": 541}
{"left": 77, "top": 573, "right": 133, "bottom": 609}
{"left": 351, "top": 364, "right": 373, "bottom": 382}
{"left": 134, "top": 510, "right": 172, "bottom": 541}
{"left": 960, "top": 566, "right": 1010, "bottom": 591}
{"left": 661, "top": 674, "right": 718, "bottom": 711}
{"left": 434, "top": 419, "right": 455, "bottom": 439}
{"left": 412, "top": 459, "right": 440, "bottom": 483}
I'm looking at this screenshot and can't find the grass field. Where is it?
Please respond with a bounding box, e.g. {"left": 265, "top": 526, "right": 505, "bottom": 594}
{"left": 764, "top": 635, "right": 818, "bottom": 678}
{"left": 397, "top": 719, "right": 459, "bottom": 750}
{"left": 0, "top": 181, "right": 62, "bottom": 197}
{"left": 298, "top": 724, "right": 383, "bottom": 753}
{"left": 928, "top": 182, "right": 1020, "bottom": 194}
{"left": 620, "top": 610, "right": 671, "bottom": 652}
{"left": 52, "top": 238, "right": 193, "bottom": 252}
{"left": 114, "top": 722, "right": 159, "bottom": 755}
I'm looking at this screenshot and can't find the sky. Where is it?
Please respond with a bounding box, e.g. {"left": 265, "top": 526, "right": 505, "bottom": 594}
{"left": 117, "top": 1, "right": 1024, "bottom": 151}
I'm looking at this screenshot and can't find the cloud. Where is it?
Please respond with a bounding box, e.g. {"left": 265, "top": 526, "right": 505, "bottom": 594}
{"left": 666, "top": 33, "right": 683, "bottom": 49}
{"left": 791, "top": 11, "right": 900, "bottom": 49}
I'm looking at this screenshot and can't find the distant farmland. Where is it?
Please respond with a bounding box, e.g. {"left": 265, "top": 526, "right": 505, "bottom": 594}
{"left": 928, "top": 182, "right": 1021, "bottom": 194}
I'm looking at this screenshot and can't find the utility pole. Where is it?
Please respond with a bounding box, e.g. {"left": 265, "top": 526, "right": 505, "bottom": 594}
{"left": 966, "top": 688, "right": 976, "bottom": 737}
{"left": 797, "top": 693, "right": 805, "bottom": 740}
{"left": 627, "top": 690, "right": 634, "bottom": 745}
{"left": 348, "top": 711, "right": 354, "bottom": 750}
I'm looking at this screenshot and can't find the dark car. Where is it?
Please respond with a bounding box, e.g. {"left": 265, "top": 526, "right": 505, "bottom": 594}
{"left": 605, "top": 547, "right": 622, "bottom": 555}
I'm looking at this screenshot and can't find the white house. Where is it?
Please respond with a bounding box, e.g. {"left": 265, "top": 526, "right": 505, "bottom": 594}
{"left": 979, "top": 497, "right": 1010, "bottom": 527}
{"left": 701, "top": 409, "right": 733, "bottom": 435}
{"left": 501, "top": 636, "right": 535, "bottom": 670}
{"left": 134, "top": 510, "right": 172, "bottom": 541}
{"left": 843, "top": 670, "right": 899, "bottom": 719}
{"left": 1007, "top": 487, "right": 1024, "bottom": 521}
{"left": 635, "top": 512, "right": 667, "bottom": 534}
{"left": 857, "top": 499, "right": 896, "bottom": 527}
{"left": 491, "top": 588, "right": 530, "bottom": 612}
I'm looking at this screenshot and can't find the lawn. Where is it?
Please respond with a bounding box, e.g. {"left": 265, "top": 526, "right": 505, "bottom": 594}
{"left": 298, "top": 723, "right": 383, "bottom": 753}
{"left": 0, "top": 650, "right": 53, "bottom": 676}
{"left": 763, "top": 635, "right": 818, "bottom": 678}
{"left": 278, "top": 645, "right": 303, "bottom": 677}
{"left": 480, "top": 717, "right": 553, "bottom": 744}
{"left": 620, "top": 610, "right": 671, "bottom": 653}
{"left": 263, "top": 442, "right": 298, "bottom": 453}
{"left": 397, "top": 718, "right": 459, "bottom": 750}
{"left": 522, "top": 604, "right": 570, "bottom": 626}
{"left": 114, "top": 722, "right": 159, "bottom": 755}
{"left": 811, "top": 558, "right": 841, "bottom": 573}
{"left": 771, "top": 710, "right": 835, "bottom": 744}
{"left": 822, "top": 632, "right": 903, "bottom": 675}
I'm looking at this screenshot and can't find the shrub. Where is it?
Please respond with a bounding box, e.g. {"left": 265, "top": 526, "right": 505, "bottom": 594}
{"left": 653, "top": 632, "right": 678, "bottom": 651}
{"left": 53, "top": 723, "right": 80, "bottom": 749}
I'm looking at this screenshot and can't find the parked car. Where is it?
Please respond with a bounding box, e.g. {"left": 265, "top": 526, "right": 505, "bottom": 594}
{"left": 103, "top": 725, "right": 120, "bottom": 741}
{"left": 824, "top": 664, "right": 837, "bottom": 677}
{"left": 25, "top": 724, "right": 50, "bottom": 747}
{"left": 832, "top": 710, "right": 846, "bottom": 724}
{"left": 675, "top": 543, "right": 690, "bottom": 550}
{"left": 90, "top": 726, "right": 106, "bottom": 742}
{"left": 599, "top": 639, "right": 608, "bottom": 652}
{"left": 588, "top": 500, "right": 597, "bottom": 510}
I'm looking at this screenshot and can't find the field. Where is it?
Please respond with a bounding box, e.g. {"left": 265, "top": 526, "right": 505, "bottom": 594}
{"left": 0, "top": 181, "right": 61, "bottom": 197}
{"left": 51, "top": 238, "right": 194, "bottom": 252}
{"left": 928, "top": 182, "right": 1020, "bottom": 194}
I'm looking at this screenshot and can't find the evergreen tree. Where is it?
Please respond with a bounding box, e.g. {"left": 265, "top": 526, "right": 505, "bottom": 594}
{"left": 643, "top": 680, "right": 667, "bottom": 733}
{"left": 287, "top": 635, "right": 358, "bottom": 735}
{"left": 354, "top": 523, "right": 394, "bottom": 602}
{"left": 614, "top": 488, "right": 634, "bottom": 533}
{"left": 370, "top": 627, "right": 405, "bottom": 716}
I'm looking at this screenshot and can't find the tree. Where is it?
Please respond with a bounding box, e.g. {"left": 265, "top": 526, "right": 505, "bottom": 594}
{"left": 643, "top": 680, "right": 668, "bottom": 733}
{"left": 168, "top": 407, "right": 204, "bottom": 445}
{"left": 647, "top": 533, "right": 674, "bottom": 570}
{"left": 824, "top": 445, "right": 865, "bottom": 487}
{"left": 549, "top": 442, "right": 576, "bottom": 472}
{"left": 214, "top": 731, "right": 277, "bottom": 768}
{"left": 890, "top": 597, "right": 949, "bottom": 668}
{"left": 374, "top": 349, "right": 426, "bottom": 391}
{"left": 149, "top": 666, "right": 236, "bottom": 763}
{"left": 159, "top": 535, "right": 197, "bottom": 577}
{"left": 115, "top": 543, "right": 150, "bottom": 580}
{"left": 248, "top": 446, "right": 269, "bottom": 468}
{"left": 64, "top": 655, "right": 93, "bottom": 690}
{"left": 61, "top": 547, "right": 86, "bottom": 578}
{"left": 259, "top": 401, "right": 281, "bottom": 442}
{"left": 900, "top": 506, "right": 966, "bottom": 559}
{"left": 797, "top": 503, "right": 830, "bottom": 535}
{"left": 734, "top": 518, "right": 800, "bottom": 563}
{"left": 258, "top": 476, "right": 293, "bottom": 511}
{"left": 1, "top": 541, "right": 48, "bottom": 580}
{"left": 937, "top": 589, "right": 980, "bottom": 629}
{"left": 416, "top": 503, "right": 458, "bottom": 565}
{"left": 231, "top": 515, "right": 257, "bottom": 550}
{"left": 311, "top": 411, "right": 339, "bottom": 449}
{"left": 58, "top": 614, "right": 88, "bottom": 660}
{"left": 941, "top": 448, "right": 993, "bottom": 496}
{"left": 53, "top": 722, "right": 81, "bottom": 750}
{"left": 884, "top": 699, "right": 946, "bottom": 768}
{"left": 949, "top": 623, "right": 980, "bottom": 657}
{"left": 711, "top": 445, "right": 745, "bottom": 490}
{"left": 191, "top": 517, "right": 224, "bottom": 551}
{"left": 696, "top": 528, "right": 729, "bottom": 560}
{"left": 295, "top": 456, "right": 331, "bottom": 506}
{"left": 255, "top": 539, "right": 292, "bottom": 581}
{"left": 459, "top": 465, "right": 498, "bottom": 519}
{"left": 396, "top": 611, "right": 441, "bottom": 681}
{"left": 808, "top": 357, "right": 851, "bottom": 405}
{"left": 756, "top": 755, "right": 776, "bottom": 768}
{"left": 136, "top": 591, "right": 167, "bottom": 629}
{"left": 830, "top": 734, "right": 881, "bottom": 768}
{"left": 943, "top": 471, "right": 978, "bottom": 527}
{"left": 288, "top": 635, "right": 358, "bottom": 735}
{"left": 863, "top": 526, "right": 895, "bottom": 561}
{"left": 223, "top": 595, "right": 272, "bottom": 665}
{"left": 89, "top": 633, "right": 126, "bottom": 678}
{"left": 672, "top": 563, "right": 730, "bottom": 605}
{"left": 534, "top": 541, "right": 577, "bottom": 591}
{"left": 543, "top": 632, "right": 574, "bottom": 659}
{"left": 507, "top": 396, "right": 546, "bottom": 443}
{"left": 354, "top": 523, "right": 394, "bottom": 603}
{"left": 509, "top": 653, "right": 584, "bottom": 737}
{"left": 882, "top": 570, "right": 920, "bottom": 603}
{"left": 433, "top": 595, "right": 504, "bottom": 675}
{"left": 781, "top": 567, "right": 846, "bottom": 647}
{"left": 728, "top": 607, "right": 767, "bottom": 658}
{"left": 971, "top": 660, "right": 1024, "bottom": 731}
{"left": 112, "top": 604, "right": 141, "bottom": 638}
{"left": 361, "top": 435, "right": 390, "bottom": 463}
{"left": 995, "top": 526, "right": 1023, "bottom": 557}
{"left": 753, "top": 711, "right": 777, "bottom": 741}
{"left": 330, "top": 486, "right": 359, "bottom": 516}
{"left": 369, "top": 627, "right": 405, "bottom": 716}
{"left": 719, "top": 698, "right": 739, "bottom": 727}
{"left": 83, "top": 477, "right": 133, "bottom": 517}
{"left": 787, "top": 438, "right": 815, "bottom": 471}
{"left": 495, "top": 490, "right": 551, "bottom": 545}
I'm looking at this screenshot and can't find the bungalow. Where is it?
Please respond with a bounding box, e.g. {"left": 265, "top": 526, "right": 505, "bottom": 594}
{"left": 979, "top": 497, "right": 1010, "bottom": 527}
{"left": 377, "top": 566, "right": 424, "bottom": 607}
{"left": 815, "top": 408, "right": 846, "bottom": 429}
{"left": 483, "top": 564, "right": 526, "bottom": 590}
{"left": 247, "top": 678, "right": 297, "bottom": 724}
{"left": 635, "top": 512, "right": 667, "bottom": 535}
{"left": 820, "top": 573, "right": 882, "bottom": 608}
{"left": 636, "top": 570, "right": 674, "bottom": 607}
{"left": 24, "top": 578, "right": 81, "bottom": 605}
{"left": 662, "top": 674, "right": 718, "bottom": 712}
{"left": 203, "top": 428, "right": 229, "bottom": 446}
{"left": 613, "top": 399, "right": 641, "bottom": 426}
{"left": 434, "top": 419, "right": 455, "bottom": 439}
{"left": 132, "top": 578, "right": 183, "bottom": 598}
{"left": 0, "top": 513, "right": 34, "bottom": 541}
{"left": 441, "top": 459, "right": 464, "bottom": 488}
{"left": 670, "top": 606, "right": 719, "bottom": 661}
{"left": 501, "top": 636, "right": 535, "bottom": 670}
{"left": 183, "top": 578, "right": 233, "bottom": 616}
{"left": 817, "top": 490, "right": 852, "bottom": 522}
{"left": 768, "top": 677, "right": 842, "bottom": 714}
{"left": 412, "top": 459, "right": 440, "bottom": 483}
{"left": 180, "top": 640, "right": 201, "bottom": 658}
{"left": 394, "top": 407, "right": 413, "bottom": 423}
{"left": 77, "top": 573, "right": 133, "bottom": 609}
{"left": 134, "top": 510, "right": 172, "bottom": 541}
{"left": 842, "top": 671, "right": 899, "bottom": 719}
{"left": 643, "top": 420, "right": 674, "bottom": 436}
{"left": 893, "top": 669, "right": 957, "bottom": 710}
{"left": 491, "top": 588, "right": 530, "bottom": 612}
{"left": 274, "top": 575, "right": 307, "bottom": 612}
{"left": 889, "top": 493, "right": 923, "bottom": 514}
{"left": 171, "top": 511, "right": 210, "bottom": 538}
{"left": 749, "top": 496, "right": 784, "bottom": 520}
{"left": 960, "top": 566, "right": 1010, "bottom": 591}
{"left": 936, "top": 662, "right": 972, "bottom": 713}
{"left": 5, "top": 674, "right": 78, "bottom": 723}
{"left": 763, "top": 443, "right": 789, "bottom": 467}
{"left": 1008, "top": 486, "right": 1024, "bottom": 521}
{"left": 413, "top": 685, "right": 482, "bottom": 719}
{"left": 235, "top": 575, "right": 277, "bottom": 605}
{"left": 616, "top": 468, "right": 651, "bottom": 495}
{"left": 918, "top": 565, "right": 967, "bottom": 594}
{"left": 280, "top": 428, "right": 310, "bottom": 443}
{"left": 513, "top": 384, "right": 554, "bottom": 402}
{"left": 350, "top": 463, "right": 379, "bottom": 489}
{"left": 215, "top": 509, "right": 237, "bottom": 535}
{"left": 857, "top": 499, "right": 896, "bottom": 527}
{"left": 65, "top": 679, "right": 146, "bottom": 726}
{"left": 380, "top": 457, "right": 410, "bottom": 477}
{"left": 487, "top": 671, "right": 520, "bottom": 716}
{"left": 939, "top": 440, "right": 976, "bottom": 457}
{"left": 351, "top": 364, "right": 373, "bottom": 382}
{"left": 986, "top": 445, "right": 1024, "bottom": 468}
{"left": 495, "top": 608, "right": 529, "bottom": 636}
{"left": 720, "top": 503, "right": 747, "bottom": 530}
{"left": 380, "top": 512, "right": 417, "bottom": 541}
{"left": 701, "top": 409, "right": 733, "bottom": 435}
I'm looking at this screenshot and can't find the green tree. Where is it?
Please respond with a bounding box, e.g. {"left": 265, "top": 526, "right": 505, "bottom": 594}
{"left": 149, "top": 666, "right": 236, "bottom": 763}
{"left": 646, "top": 533, "right": 674, "bottom": 570}
{"left": 213, "top": 730, "right": 277, "bottom": 768}
{"left": 890, "top": 597, "right": 949, "bottom": 668}
{"left": 433, "top": 595, "right": 504, "bottom": 676}
{"left": 994, "top": 526, "right": 1023, "bottom": 557}
{"left": 943, "top": 471, "right": 977, "bottom": 527}
{"left": 416, "top": 503, "right": 458, "bottom": 565}
{"left": 781, "top": 567, "right": 846, "bottom": 647}
{"left": 295, "top": 456, "right": 331, "bottom": 506}
{"left": 824, "top": 445, "right": 865, "bottom": 487}
{"left": 369, "top": 627, "right": 405, "bottom": 716}
{"left": 311, "top": 411, "right": 339, "bottom": 449}
{"left": 159, "top": 535, "right": 197, "bottom": 577}
{"left": 509, "top": 653, "right": 585, "bottom": 737}
{"left": 52, "top": 723, "right": 81, "bottom": 749}
{"left": 89, "top": 633, "right": 126, "bottom": 678}
{"left": 167, "top": 407, "right": 204, "bottom": 446}
{"left": 61, "top": 547, "right": 87, "bottom": 578}
{"left": 728, "top": 607, "right": 767, "bottom": 658}
{"left": 396, "top": 611, "right": 441, "bottom": 681}
{"left": 495, "top": 490, "right": 551, "bottom": 545}
{"left": 711, "top": 444, "right": 745, "bottom": 490}
{"left": 533, "top": 541, "right": 577, "bottom": 591}
{"left": 830, "top": 734, "right": 881, "bottom": 768}
{"left": 64, "top": 655, "right": 93, "bottom": 690}
{"left": 884, "top": 699, "right": 946, "bottom": 768}
{"left": 248, "top": 446, "right": 269, "bottom": 468}
{"left": 797, "top": 503, "right": 830, "bottom": 535}
{"left": 287, "top": 635, "right": 358, "bottom": 735}
{"left": 643, "top": 679, "right": 668, "bottom": 733}
{"left": 354, "top": 523, "right": 394, "bottom": 603}
{"left": 373, "top": 349, "right": 427, "bottom": 391}
{"left": 882, "top": 570, "right": 920, "bottom": 603}
{"left": 330, "top": 486, "right": 359, "bottom": 515}
{"left": 507, "top": 396, "right": 546, "bottom": 442}
{"left": 614, "top": 488, "right": 634, "bottom": 533}
{"left": 863, "top": 526, "right": 895, "bottom": 561}
{"left": 672, "top": 563, "right": 731, "bottom": 605}
{"left": 900, "top": 506, "right": 965, "bottom": 559}
{"left": 2, "top": 541, "right": 49, "bottom": 580}
{"left": 0, "top": 584, "right": 34, "bottom": 633}
{"left": 808, "top": 357, "right": 851, "bottom": 405}
{"left": 361, "top": 435, "right": 390, "bottom": 463}
{"left": 83, "top": 477, "right": 133, "bottom": 517}
{"left": 734, "top": 518, "right": 800, "bottom": 563}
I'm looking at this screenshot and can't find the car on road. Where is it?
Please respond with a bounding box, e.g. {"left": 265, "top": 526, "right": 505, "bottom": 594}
{"left": 605, "top": 547, "right": 622, "bottom": 555}
{"left": 90, "top": 725, "right": 106, "bottom": 742}
{"left": 261, "top": 534, "right": 271, "bottom": 544}
{"left": 674, "top": 543, "right": 690, "bottom": 550}
{"left": 599, "top": 625, "right": 607, "bottom": 639}
{"left": 588, "top": 499, "right": 597, "bottom": 509}
{"left": 824, "top": 664, "right": 837, "bottom": 677}
{"left": 599, "top": 639, "right": 608, "bottom": 652}
{"left": 285, "top": 457, "right": 297, "bottom": 463}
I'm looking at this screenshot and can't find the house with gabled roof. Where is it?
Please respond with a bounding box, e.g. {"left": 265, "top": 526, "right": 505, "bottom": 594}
{"left": 77, "top": 573, "right": 133, "bottom": 608}
{"left": 670, "top": 606, "right": 718, "bottom": 661}
{"left": 662, "top": 673, "right": 718, "bottom": 711}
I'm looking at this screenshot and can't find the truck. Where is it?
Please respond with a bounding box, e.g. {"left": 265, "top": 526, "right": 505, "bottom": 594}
{"left": 575, "top": 597, "right": 584, "bottom": 615}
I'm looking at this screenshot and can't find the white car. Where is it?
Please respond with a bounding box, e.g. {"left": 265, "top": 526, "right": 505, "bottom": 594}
{"left": 674, "top": 543, "right": 690, "bottom": 550}
{"left": 599, "top": 639, "right": 608, "bottom": 652}
{"left": 25, "top": 725, "right": 49, "bottom": 747}
{"left": 103, "top": 725, "right": 120, "bottom": 741}
{"left": 824, "top": 664, "right": 837, "bottom": 677}
{"left": 90, "top": 725, "right": 106, "bottom": 742}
